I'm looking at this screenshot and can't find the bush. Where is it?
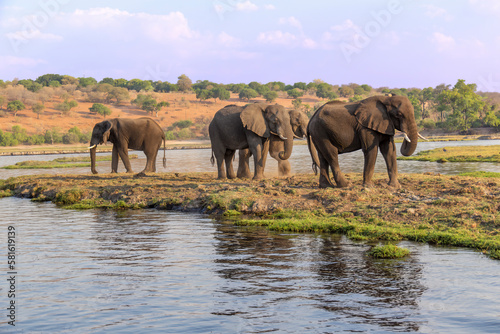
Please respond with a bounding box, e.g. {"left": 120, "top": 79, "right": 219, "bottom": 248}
{"left": 62, "top": 132, "right": 80, "bottom": 144}
{"left": 172, "top": 120, "right": 193, "bottom": 129}
{"left": 421, "top": 119, "right": 436, "bottom": 130}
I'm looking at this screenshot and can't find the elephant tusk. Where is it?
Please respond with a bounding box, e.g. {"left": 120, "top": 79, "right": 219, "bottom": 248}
{"left": 418, "top": 133, "right": 428, "bottom": 141}
{"left": 88, "top": 144, "right": 97, "bottom": 149}
{"left": 293, "top": 134, "right": 301, "bottom": 139}
{"left": 270, "top": 131, "right": 287, "bottom": 140}
{"left": 403, "top": 133, "right": 411, "bottom": 143}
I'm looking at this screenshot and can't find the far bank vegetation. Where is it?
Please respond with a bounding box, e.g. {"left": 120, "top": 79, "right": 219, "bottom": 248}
{"left": 1, "top": 74, "right": 500, "bottom": 147}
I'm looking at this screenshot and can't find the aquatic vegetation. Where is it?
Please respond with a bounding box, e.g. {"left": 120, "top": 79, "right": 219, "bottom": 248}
{"left": 398, "top": 145, "right": 500, "bottom": 163}
{"left": 368, "top": 244, "right": 410, "bottom": 259}
{"left": 2, "top": 155, "right": 138, "bottom": 169}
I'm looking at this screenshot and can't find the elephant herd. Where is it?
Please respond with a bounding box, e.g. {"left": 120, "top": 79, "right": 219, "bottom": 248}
{"left": 88, "top": 96, "right": 423, "bottom": 188}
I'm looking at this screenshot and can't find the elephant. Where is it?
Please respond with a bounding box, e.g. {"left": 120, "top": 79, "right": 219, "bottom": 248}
{"left": 209, "top": 102, "right": 293, "bottom": 180}
{"left": 88, "top": 117, "right": 166, "bottom": 175}
{"left": 237, "top": 108, "right": 309, "bottom": 178}
{"left": 307, "top": 95, "right": 424, "bottom": 189}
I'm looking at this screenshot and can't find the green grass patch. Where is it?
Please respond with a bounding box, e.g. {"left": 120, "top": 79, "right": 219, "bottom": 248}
{"left": 368, "top": 244, "right": 410, "bottom": 258}
{"left": 459, "top": 171, "right": 500, "bottom": 178}
{"left": 2, "top": 154, "right": 138, "bottom": 169}
{"left": 398, "top": 145, "right": 500, "bottom": 163}
{"left": 235, "top": 211, "right": 500, "bottom": 260}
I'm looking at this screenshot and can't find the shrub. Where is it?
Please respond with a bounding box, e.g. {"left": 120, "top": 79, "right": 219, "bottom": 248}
{"left": 421, "top": 119, "right": 436, "bottom": 130}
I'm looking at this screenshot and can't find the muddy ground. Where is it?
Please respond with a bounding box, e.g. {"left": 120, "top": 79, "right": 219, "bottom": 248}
{"left": 2, "top": 172, "right": 499, "bottom": 231}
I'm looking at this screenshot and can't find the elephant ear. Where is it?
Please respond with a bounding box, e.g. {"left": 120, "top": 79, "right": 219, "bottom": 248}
{"left": 354, "top": 96, "right": 395, "bottom": 135}
{"left": 101, "top": 121, "right": 113, "bottom": 143}
{"left": 240, "top": 104, "right": 269, "bottom": 138}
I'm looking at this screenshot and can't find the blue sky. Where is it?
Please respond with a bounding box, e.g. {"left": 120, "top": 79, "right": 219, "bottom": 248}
{"left": 1, "top": 0, "right": 499, "bottom": 91}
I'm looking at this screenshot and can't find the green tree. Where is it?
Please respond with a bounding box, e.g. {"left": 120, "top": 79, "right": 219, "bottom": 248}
{"left": 99, "top": 77, "right": 115, "bottom": 85}
{"left": 210, "top": 86, "right": 230, "bottom": 102}
{"left": 264, "top": 91, "right": 278, "bottom": 103}
{"left": 195, "top": 89, "right": 211, "bottom": 102}
{"left": 484, "top": 110, "right": 500, "bottom": 128}
{"left": 89, "top": 103, "right": 112, "bottom": 118}
{"left": 35, "top": 74, "right": 64, "bottom": 86}
{"left": 239, "top": 88, "right": 258, "bottom": 101}
{"left": 292, "top": 98, "right": 302, "bottom": 110}
{"left": 437, "top": 79, "right": 485, "bottom": 132}
{"left": 78, "top": 77, "right": 97, "bottom": 88}
{"left": 127, "top": 79, "right": 153, "bottom": 92}
{"left": 32, "top": 102, "right": 45, "bottom": 119}
{"left": 7, "top": 100, "right": 25, "bottom": 116}
{"left": 287, "top": 88, "right": 304, "bottom": 99}
{"left": 338, "top": 85, "right": 354, "bottom": 98}
{"left": 177, "top": 74, "right": 193, "bottom": 92}
{"left": 316, "top": 83, "right": 337, "bottom": 100}
{"left": 44, "top": 127, "right": 62, "bottom": 144}
{"left": 293, "top": 82, "right": 307, "bottom": 91}
{"left": 107, "top": 87, "right": 130, "bottom": 104}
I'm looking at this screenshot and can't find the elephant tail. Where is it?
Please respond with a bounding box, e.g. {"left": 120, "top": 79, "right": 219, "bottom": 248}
{"left": 210, "top": 150, "right": 215, "bottom": 166}
{"left": 162, "top": 135, "right": 166, "bottom": 168}
{"left": 306, "top": 128, "right": 319, "bottom": 175}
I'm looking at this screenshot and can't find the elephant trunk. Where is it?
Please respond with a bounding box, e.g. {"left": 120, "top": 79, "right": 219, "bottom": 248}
{"left": 90, "top": 145, "right": 98, "bottom": 174}
{"left": 400, "top": 121, "right": 418, "bottom": 157}
{"left": 278, "top": 123, "right": 294, "bottom": 160}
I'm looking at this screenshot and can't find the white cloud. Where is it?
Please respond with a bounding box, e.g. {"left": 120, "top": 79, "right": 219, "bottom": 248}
{"left": 258, "top": 30, "right": 297, "bottom": 45}
{"left": 469, "top": 0, "right": 500, "bottom": 13}
{"left": 235, "top": 1, "right": 258, "bottom": 12}
{"left": 431, "top": 32, "right": 456, "bottom": 52}
{"left": 257, "top": 30, "right": 317, "bottom": 49}
{"left": 5, "top": 30, "right": 63, "bottom": 41}
{"left": 264, "top": 4, "right": 275, "bottom": 10}
{"left": 217, "top": 32, "right": 241, "bottom": 47}
{"left": 279, "top": 16, "right": 302, "bottom": 30}
{"left": 423, "top": 5, "right": 453, "bottom": 21}
{"left": 0, "top": 56, "right": 46, "bottom": 68}
{"left": 61, "top": 8, "right": 197, "bottom": 42}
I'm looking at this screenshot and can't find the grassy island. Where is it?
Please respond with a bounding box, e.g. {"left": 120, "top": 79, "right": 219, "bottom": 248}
{"left": 1, "top": 171, "right": 499, "bottom": 259}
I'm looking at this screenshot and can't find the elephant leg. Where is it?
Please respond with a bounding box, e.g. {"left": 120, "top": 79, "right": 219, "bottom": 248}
{"left": 380, "top": 139, "right": 400, "bottom": 188}
{"left": 111, "top": 145, "right": 119, "bottom": 173}
{"left": 225, "top": 149, "right": 236, "bottom": 179}
{"left": 249, "top": 139, "right": 268, "bottom": 180}
{"left": 362, "top": 146, "right": 379, "bottom": 187}
{"left": 277, "top": 160, "right": 291, "bottom": 177}
{"left": 143, "top": 145, "right": 160, "bottom": 173}
{"left": 316, "top": 139, "right": 348, "bottom": 188}
{"left": 317, "top": 150, "right": 334, "bottom": 188}
{"left": 237, "top": 149, "right": 252, "bottom": 179}
{"left": 117, "top": 147, "right": 133, "bottom": 173}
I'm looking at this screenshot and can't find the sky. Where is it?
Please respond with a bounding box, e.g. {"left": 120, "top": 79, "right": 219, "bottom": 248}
{"left": 1, "top": 0, "right": 500, "bottom": 91}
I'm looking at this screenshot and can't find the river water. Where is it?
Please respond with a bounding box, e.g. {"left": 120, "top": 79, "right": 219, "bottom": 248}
{"left": 1, "top": 197, "right": 500, "bottom": 333}
{"left": 1, "top": 140, "right": 500, "bottom": 333}
{"left": 1, "top": 139, "right": 499, "bottom": 179}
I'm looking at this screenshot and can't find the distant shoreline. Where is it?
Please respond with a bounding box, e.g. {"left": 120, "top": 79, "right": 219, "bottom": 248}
{"left": 1, "top": 132, "right": 499, "bottom": 156}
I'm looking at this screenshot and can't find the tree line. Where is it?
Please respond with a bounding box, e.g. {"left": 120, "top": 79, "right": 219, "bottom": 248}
{"left": 1, "top": 73, "right": 500, "bottom": 139}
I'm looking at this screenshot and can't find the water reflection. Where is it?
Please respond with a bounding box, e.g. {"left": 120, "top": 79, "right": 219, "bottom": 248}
{"left": 1, "top": 197, "right": 500, "bottom": 333}
{"left": 213, "top": 229, "right": 425, "bottom": 332}
{"left": 1, "top": 139, "right": 499, "bottom": 179}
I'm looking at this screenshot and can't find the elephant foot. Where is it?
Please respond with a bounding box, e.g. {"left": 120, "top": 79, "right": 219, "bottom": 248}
{"left": 362, "top": 182, "right": 374, "bottom": 188}
{"left": 91, "top": 170, "right": 98, "bottom": 175}
{"left": 388, "top": 180, "right": 401, "bottom": 189}
{"left": 111, "top": 170, "right": 117, "bottom": 174}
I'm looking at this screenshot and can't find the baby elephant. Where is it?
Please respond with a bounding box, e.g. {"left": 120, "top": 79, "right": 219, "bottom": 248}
{"left": 88, "top": 117, "right": 166, "bottom": 175}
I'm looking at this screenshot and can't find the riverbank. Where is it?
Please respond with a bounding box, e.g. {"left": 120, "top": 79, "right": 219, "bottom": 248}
{"left": 1, "top": 172, "right": 499, "bottom": 259}
{"left": 1, "top": 132, "right": 500, "bottom": 156}
{"left": 0, "top": 140, "right": 211, "bottom": 156}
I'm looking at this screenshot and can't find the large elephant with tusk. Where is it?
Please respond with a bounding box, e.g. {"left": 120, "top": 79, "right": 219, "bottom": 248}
{"left": 88, "top": 117, "right": 166, "bottom": 175}
{"left": 209, "top": 103, "right": 293, "bottom": 180}
{"left": 307, "top": 95, "right": 426, "bottom": 189}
